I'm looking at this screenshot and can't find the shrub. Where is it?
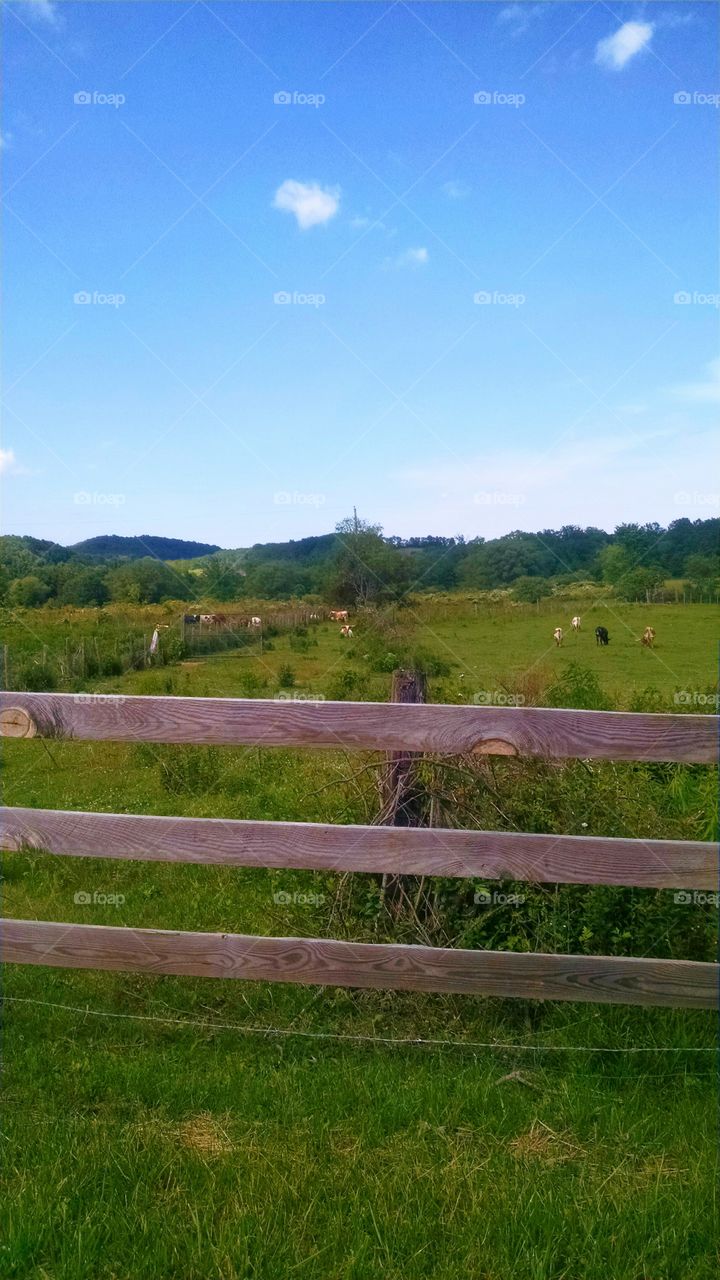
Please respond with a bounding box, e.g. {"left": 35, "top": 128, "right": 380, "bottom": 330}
{"left": 18, "top": 662, "right": 57, "bottom": 691}
{"left": 327, "top": 669, "right": 364, "bottom": 700}
{"left": 546, "top": 663, "right": 612, "bottom": 711}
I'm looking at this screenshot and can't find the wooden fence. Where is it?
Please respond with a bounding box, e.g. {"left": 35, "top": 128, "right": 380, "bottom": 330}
{"left": 1, "top": 690, "right": 718, "bottom": 1010}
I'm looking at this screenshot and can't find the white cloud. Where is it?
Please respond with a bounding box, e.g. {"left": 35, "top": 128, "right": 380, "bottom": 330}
{"left": 442, "top": 181, "right": 469, "bottom": 200}
{"left": 273, "top": 180, "right": 340, "bottom": 230}
{"left": 391, "top": 425, "right": 717, "bottom": 536}
{"left": 669, "top": 357, "right": 720, "bottom": 405}
{"left": 595, "top": 22, "right": 654, "bottom": 71}
{"left": 390, "top": 246, "right": 429, "bottom": 268}
{"left": 350, "top": 214, "right": 390, "bottom": 233}
{"left": 496, "top": 4, "right": 545, "bottom": 37}
{"left": 0, "top": 448, "right": 18, "bottom": 475}
{"left": 21, "top": 0, "right": 59, "bottom": 24}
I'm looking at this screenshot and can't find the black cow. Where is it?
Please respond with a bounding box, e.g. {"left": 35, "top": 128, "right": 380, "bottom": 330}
{"left": 184, "top": 615, "right": 200, "bottom": 625}
{"left": 595, "top": 626, "right": 610, "bottom": 646}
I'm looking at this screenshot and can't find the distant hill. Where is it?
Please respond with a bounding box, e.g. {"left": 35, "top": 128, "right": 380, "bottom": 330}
{"left": 68, "top": 535, "right": 221, "bottom": 561}
{"left": 246, "top": 533, "right": 339, "bottom": 564}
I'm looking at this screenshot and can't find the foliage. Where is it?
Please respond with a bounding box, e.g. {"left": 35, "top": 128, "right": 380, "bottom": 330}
{"left": 1, "top": 517, "right": 718, "bottom": 609}
{"left": 512, "top": 575, "right": 552, "bottom": 603}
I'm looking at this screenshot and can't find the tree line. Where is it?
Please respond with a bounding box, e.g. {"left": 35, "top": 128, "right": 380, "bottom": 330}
{"left": 1, "top": 517, "right": 717, "bottom": 608}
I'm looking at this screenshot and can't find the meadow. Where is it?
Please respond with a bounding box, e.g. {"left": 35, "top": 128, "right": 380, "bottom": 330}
{"left": 2, "top": 596, "right": 718, "bottom": 1279}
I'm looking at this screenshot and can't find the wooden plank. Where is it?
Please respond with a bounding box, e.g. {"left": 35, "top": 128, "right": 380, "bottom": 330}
{"left": 2, "top": 806, "right": 717, "bottom": 890}
{"left": 2, "top": 919, "right": 716, "bottom": 1009}
{"left": 0, "top": 691, "right": 717, "bottom": 762}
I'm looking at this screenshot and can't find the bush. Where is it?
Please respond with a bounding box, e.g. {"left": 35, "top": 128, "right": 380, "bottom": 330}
{"left": 100, "top": 656, "right": 123, "bottom": 677}
{"left": 409, "top": 648, "right": 452, "bottom": 678}
{"left": 327, "top": 669, "right": 365, "bottom": 700}
{"left": 18, "top": 662, "right": 57, "bottom": 691}
{"left": 547, "top": 663, "right": 612, "bottom": 711}
{"left": 278, "top": 665, "right": 296, "bottom": 688}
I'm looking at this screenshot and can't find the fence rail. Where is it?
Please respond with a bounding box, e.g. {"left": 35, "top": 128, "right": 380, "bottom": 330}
{"left": 0, "top": 691, "right": 716, "bottom": 761}
{"left": 2, "top": 806, "right": 716, "bottom": 890}
{"left": 3, "top": 920, "right": 717, "bottom": 1009}
{"left": 1, "top": 691, "right": 718, "bottom": 1011}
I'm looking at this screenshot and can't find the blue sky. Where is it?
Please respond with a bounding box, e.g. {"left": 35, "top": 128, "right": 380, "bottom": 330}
{"left": 3, "top": 0, "right": 718, "bottom": 547}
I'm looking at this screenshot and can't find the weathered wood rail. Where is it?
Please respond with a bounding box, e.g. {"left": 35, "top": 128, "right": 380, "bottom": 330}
{"left": 2, "top": 806, "right": 716, "bottom": 890}
{"left": 1, "top": 691, "right": 718, "bottom": 1010}
{"left": 0, "top": 690, "right": 716, "bottom": 761}
{"left": 3, "top": 919, "right": 717, "bottom": 1009}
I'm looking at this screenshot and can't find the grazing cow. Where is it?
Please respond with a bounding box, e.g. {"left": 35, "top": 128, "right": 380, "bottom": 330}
{"left": 595, "top": 626, "right": 610, "bottom": 646}
{"left": 553, "top": 627, "right": 564, "bottom": 647}
{"left": 183, "top": 615, "right": 200, "bottom": 625}
{"left": 200, "top": 614, "right": 215, "bottom": 624}
{"left": 571, "top": 616, "right": 581, "bottom": 632}
{"left": 340, "top": 625, "right": 353, "bottom": 637}
{"left": 249, "top": 616, "right": 262, "bottom": 627}
{"left": 641, "top": 626, "right": 656, "bottom": 648}
{"left": 329, "top": 610, "right": 349, "bottom": 622}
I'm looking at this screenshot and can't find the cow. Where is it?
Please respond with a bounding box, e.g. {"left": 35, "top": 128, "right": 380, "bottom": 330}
{"left": 641, "top": 626, "right": 656, "bottom": 648}
{"left": 553, "top": 627, "right": 563, "bottom": 647}
{"left": 309, "top": 613, "right": 319, "bottom": 620}
{"left": 340, "top": 625, "right": 353, "bottom": 637}
{"left": 571, "top": 616, "right": 581, "bottom": 632}
{"left": 200, "top": 614, "right": 215, "bottom": 624}
{"left": 595, "top": 626, "right": 610, "bottom": 646}
{"left": 329, "top": 610, "right": 349, "bottom": 622}
{"left": 183, "top": 615, "right": 200, "bottom": 625}
{"left": 249, "top": 616, "right": 262, "bottom": 627}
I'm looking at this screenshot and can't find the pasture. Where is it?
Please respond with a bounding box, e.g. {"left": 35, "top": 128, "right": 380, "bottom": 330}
{"left": 1, "top": 597, "right": 718, "bottom": 1279}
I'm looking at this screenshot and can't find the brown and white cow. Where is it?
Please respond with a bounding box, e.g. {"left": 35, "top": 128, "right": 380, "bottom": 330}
{"left": 571, "top": 616, "right": 581, "bottom": 632}
{"left": 329, "top": 610, "right": 349, "bottom": 622}
{"left": 553, "top": 627, "right": 564, "bottom": 647}
{"left": 340, "top": 625, "right": 353, "bottom": 637}
{"left": 641, "top": 626, "right": 656, "bottom": 648}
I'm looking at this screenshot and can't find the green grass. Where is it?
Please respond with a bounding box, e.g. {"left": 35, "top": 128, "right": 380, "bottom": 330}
{"left": 2, "top": 983, "right": 717, "bottom": 1280}
{"left": 1, "top": 598, "right": 718, "bottom": 1279}
{"left": 407, "top": 598, "right": 718, "bottom": 706}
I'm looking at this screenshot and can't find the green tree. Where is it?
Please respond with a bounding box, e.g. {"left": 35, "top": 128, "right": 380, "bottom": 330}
{"left": 8, "top": 575, "right": 52, "bottom": 607}
{"left": 684, "top": 553, "right": 719, "bottom": 588}
{"left": 59, "top": 568, "right": 110, "bottom": 607}
{"left": 512, "top": 575, "right": 551, "bottom": 603}
{"left": 106, "top": 559, "right": 189, "bottom": 604}
{"left": 201, "top": 555, "right": 247, "bottom": 602}
{"left": 327, "top": 515, "right": 411, "bottom": 605}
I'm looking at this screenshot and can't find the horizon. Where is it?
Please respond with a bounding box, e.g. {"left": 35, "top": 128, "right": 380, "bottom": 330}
{"left": 5, "top": 509, "right": 720, "bottom": 559}
{"left": 3, "top": 0, "right": 719, "bottom": 545}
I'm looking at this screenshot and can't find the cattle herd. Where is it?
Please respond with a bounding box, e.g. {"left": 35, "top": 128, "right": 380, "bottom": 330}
{"left": 182, "top": 609, "right": 658, "bottom": 656}
{"left": 551, "top": 617, "right": 656, "bottom": 649}
{"left": 182, "top": 610, "right": 350, "bottom": 631}
{"left": 183, "top": 613, "right": 278, "bottom": 628}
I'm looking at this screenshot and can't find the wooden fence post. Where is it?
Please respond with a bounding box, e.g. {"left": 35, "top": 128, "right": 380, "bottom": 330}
{"left": 377, "top": 668, "right": 428, "bottom": 918}
{"left": 381, "top": 669, "right": 427, "bottom": 827}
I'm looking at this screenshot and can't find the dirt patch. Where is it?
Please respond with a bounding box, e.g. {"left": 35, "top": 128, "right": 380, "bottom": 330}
{"left": 508, "top": 1120, "right": 586, "bottom": 1165}
{"left": 175, "top": 1113, "right": 234, "bottom": 1157}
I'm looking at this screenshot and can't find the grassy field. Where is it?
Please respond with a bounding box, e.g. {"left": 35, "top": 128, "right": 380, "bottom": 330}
{"left": 2, "top": 598, "right": 718, "bottom": 1279}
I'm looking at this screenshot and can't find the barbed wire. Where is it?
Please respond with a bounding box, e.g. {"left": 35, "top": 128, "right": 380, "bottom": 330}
{"left": 4, "top": 997, "right": 715, "bottom": 1054}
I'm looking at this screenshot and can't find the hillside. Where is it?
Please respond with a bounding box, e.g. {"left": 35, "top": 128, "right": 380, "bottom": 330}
{"left": 68, "top": 535, "right": 221, "bottom": 561}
